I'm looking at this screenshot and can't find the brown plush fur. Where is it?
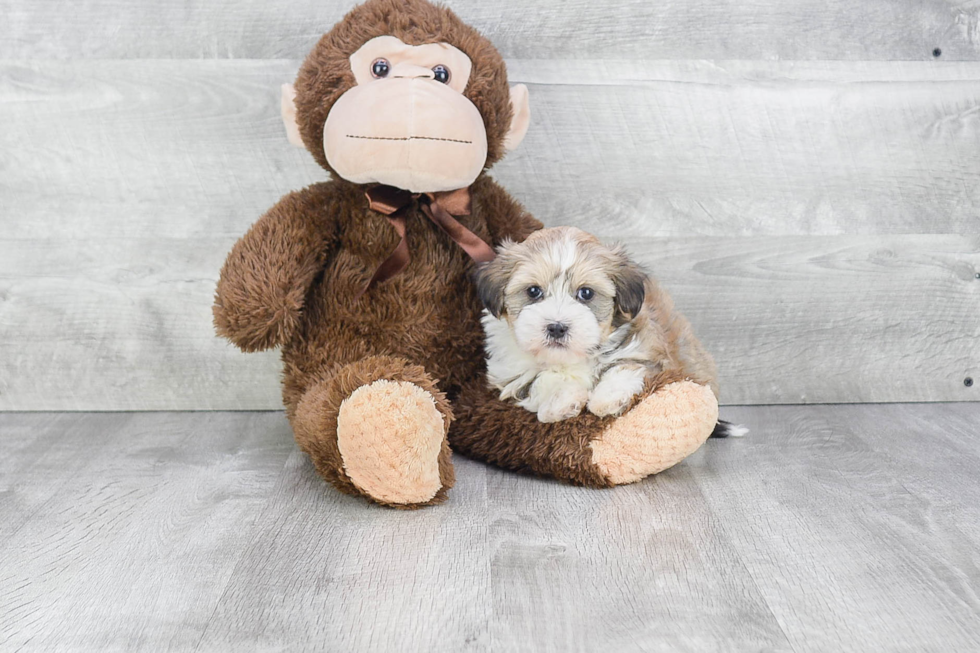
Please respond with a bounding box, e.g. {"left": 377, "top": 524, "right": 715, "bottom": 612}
{"left": 215, "top": 170, "right": 539, "bottom": 506}
{"left": 450, "top": 369, "right": 697, "bottom": 487}
{"left": 293, "top": 356, "right": 455, "bottom": 508}
{"left": 214, "top": 0, "right": 718, "bottom": 506}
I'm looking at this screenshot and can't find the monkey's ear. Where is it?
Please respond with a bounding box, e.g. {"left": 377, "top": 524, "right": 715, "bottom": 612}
{"left": 612, "top": 253, "right": 647, "bottom": 320}
{"left": 503, "top": 84, "right": 530, "bottom": 151}
{"left": 473, "top": 256, "right": 512, "bottom": 318}
{"left": 280, "top": 84, "right": 305, "bottom": 148}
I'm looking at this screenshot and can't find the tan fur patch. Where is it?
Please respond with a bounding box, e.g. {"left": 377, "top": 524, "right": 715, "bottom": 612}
{"left": 589, "top": 381, "right": 719, "bottom": 485}
{"left": 337, "top": 379, "right": 446, "bottom": 504}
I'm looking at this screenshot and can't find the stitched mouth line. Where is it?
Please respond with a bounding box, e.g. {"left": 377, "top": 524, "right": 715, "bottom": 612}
{"left": 346, "top": 135, "right": 473, "bottom": 144}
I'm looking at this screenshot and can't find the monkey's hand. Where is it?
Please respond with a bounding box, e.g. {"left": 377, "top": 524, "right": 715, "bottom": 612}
{"left": 213, "top": 186, "right": 338, "bottom": 352}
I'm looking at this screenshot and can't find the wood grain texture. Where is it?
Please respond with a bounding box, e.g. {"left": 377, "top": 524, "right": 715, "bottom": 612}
{"left": 4, "top": 60, "right": 979, "bottom": 239}
{"left": 833, "top": 403, "right": 980, "bottom": 542}
{"left": 484, "top": 467, "right": 792, "bottom": 651}
{"left": 693, "top": 404, "right": 980, "bottom": 651}
{"left": 195, "top": 451, "right": 492, "bottom": 652}
{"left": 2, "top": 0, "right": 980, "bottom": 60}
{"left": 0, "top": 412, "right": 295, "bottom": 652}
{"left": 3, "top": 58, "right": 980, "bottom": 410}
{"left": 1, "top": 235, "right": 977, "bottom": 410}
{"left": 642, "top": 235, "right": 980, "bottom": 406}
{"left": 3, "top": 405, "right": 980, "bottom": 651}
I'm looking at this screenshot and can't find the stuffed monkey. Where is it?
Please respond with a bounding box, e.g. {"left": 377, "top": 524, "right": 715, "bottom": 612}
{"left": 214, "top": 0, "right": 720, "bottom": 508}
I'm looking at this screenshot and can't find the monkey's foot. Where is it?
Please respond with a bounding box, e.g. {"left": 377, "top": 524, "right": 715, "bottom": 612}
{"left": 337, "top": 380, "right": 449, "bottom": 507}
{"left": 589, "top": 381, "right": 718, "bottom": 485}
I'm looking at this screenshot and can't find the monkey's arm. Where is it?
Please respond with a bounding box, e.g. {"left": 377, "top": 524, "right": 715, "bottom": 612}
{"left": 475, "top": 176, "right": 543, "bottom": 245}
{"left": 213, "top": 183, "right": 340, "bottom": 352}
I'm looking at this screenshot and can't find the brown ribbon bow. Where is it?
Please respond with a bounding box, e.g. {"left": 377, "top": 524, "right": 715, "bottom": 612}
{"left": 359, "top": 184, "right": 496, "bottom": 296}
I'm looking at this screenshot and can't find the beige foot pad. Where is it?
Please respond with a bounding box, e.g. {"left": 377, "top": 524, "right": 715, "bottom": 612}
{"left": 590, "top": 381, "right": 719, "bottom": 485}
{"left": 337, "top": 379, "right": 446, "bottom": 505}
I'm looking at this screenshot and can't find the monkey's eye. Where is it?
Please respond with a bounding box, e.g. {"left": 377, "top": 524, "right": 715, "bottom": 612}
{"left": 576, "top": 287, "right": 595, "bottom": 302}
{"left": 371, "top": 58, "right": 391, "bottom": 78}
{"left": 526, "top": 286, "right": 543, "bottom": 300}
{"left": 432, "top": 65, "right": 451, "bottom": 84}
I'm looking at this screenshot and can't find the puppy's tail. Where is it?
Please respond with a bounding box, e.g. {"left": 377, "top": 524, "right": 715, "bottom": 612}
{"left": 710, "top": 419, "right": 749, "bottom": 439}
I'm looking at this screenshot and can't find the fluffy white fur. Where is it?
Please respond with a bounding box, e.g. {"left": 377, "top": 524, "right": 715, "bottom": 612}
{"left": 481, "top": 228, "right": 661, "bottom": 423}
{"left": 484, "top": 313, "right": 646, "bottom": 422}
{"left": 480, "top": 227, "right": 746, "bottom": 435}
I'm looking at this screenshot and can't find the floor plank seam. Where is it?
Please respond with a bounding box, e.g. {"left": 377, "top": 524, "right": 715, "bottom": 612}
{"left": 686, "top": 466, "right": 802, "bottom": 653}
{"left": 190, "top": 446, "right": 300, "bottom": 652}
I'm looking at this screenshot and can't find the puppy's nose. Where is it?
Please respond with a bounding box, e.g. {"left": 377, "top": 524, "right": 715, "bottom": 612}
{"left": 546, "top": 322, "right": 569, "bottom": 340}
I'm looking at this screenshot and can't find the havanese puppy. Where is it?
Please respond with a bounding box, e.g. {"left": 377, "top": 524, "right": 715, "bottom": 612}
{"left": 476, "top": 227, "right": 743, "bottom": 436}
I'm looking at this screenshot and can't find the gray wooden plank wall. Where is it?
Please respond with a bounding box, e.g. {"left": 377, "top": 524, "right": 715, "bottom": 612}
{"left": 1, "top": 1, "right": 979, "bottom": 410}
{"left": 4, "top": 0, "right": 980, "bottom": 60}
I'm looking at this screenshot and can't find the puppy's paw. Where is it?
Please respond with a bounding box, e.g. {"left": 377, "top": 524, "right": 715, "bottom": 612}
{"left": 588, "top": 366, "right": 647, "bottom": 417}
{"left": 587, "top": 392, "right": 633, "bottom": 418}
{"left": 537, "top": 400, "right": 585, "bottom": 423}
{"left": 536, "top": 387, "right": 589, "bottom": 423}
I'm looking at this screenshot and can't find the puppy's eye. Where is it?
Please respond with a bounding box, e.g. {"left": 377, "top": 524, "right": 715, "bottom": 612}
{"left": 526, "top": 286, "right": 543, "bottom": 300}
{"left": 432, "top": 65, "right": 451, "bottom": 84}
{"left": 371, "top": 58, "right": 391, "bottom": 78}
{"left": 576, "top": 287, "right": 595, "bottom": 302}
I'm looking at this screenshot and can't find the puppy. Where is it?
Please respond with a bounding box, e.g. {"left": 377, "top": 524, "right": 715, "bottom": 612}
{"left": 476, "top": 227, "right": 743, "bottom": 436}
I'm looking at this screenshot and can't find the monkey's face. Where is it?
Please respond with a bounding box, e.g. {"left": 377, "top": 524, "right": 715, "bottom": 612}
{"left": 284, "top": 2, "right": 531, "bottom": 195}
{"left": 322, "top": 36, "right": 486, "bottom": 193}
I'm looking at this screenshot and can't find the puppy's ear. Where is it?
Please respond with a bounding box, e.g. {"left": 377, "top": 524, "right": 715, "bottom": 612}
{"left": 611, "top": 249, "right": 647, "bottom": 320}
{"left": 474, "top": 263, "right": 506, "bottom": 318}
{"left": 473, "top": 253, "right": 512, "bottom": 318}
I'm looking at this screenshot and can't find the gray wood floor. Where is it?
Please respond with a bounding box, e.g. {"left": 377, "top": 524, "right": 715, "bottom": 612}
{"left": 2, "top": 404, "right": 979, "bottom": 652}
